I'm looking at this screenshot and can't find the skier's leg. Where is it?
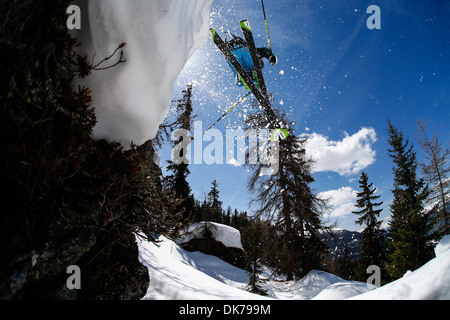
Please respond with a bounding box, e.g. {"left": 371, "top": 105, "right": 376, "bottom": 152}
{"left": 238, "top": 48, "right": 260, "bottom": 88}
{"left": 240, "top": 47, "right": 254, "bottom": 74}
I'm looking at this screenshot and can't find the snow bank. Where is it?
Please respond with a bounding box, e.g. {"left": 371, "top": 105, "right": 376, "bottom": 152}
{"left": 136, "top": 234, "right": 372, "bottom": 300}
{"left": 137, "top": 234, "right": 266, "bottom": 300}
{"left": 313, "top": 281, "right": 376, "bottom": 300}
{"left": 136, "top": 235, "right": 450, "bottom": 300}
{"left": 435, "top": 234, "right": 450, "bottom": 257}
{"left": 177, "top": 221, "right": 244, "bottom": 250}
{"left": 75, "top": 0, "right": 212, "bottom": 146}
{"left": 267, "top": 270, "right": 346, "bottom": 300}
{"left": 266, "top": 270, "right": 374, "bottom": 300}
{"left": 352, "top": 235, "right": 450, "bottom": 300}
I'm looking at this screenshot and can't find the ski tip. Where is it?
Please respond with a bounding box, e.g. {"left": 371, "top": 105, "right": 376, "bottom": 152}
{"left": 240, "top": 20, "right": 251, "bottom": 32}
{"left": 210, "top": 28, "right": 216, "bottom": 41}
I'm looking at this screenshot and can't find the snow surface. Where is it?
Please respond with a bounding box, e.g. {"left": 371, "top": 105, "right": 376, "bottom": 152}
{"left": 435, "top": 234, "right": 450, "bottom": 257}
{"left": 266, "top": 269, "right": 370, "bottom": 300}
{"left": 139, "top": 223, "right": 368, "bottom": 300}
{"left": 137, "top": 234, "right": 261, "bottom": 300}
{"left": 313, "top": 281, "right": 376, "bottom": 300}
{"left": 136, "top": 232, "right": 450, "bottom": 300}
{"left": 176, "top": 221, "right": 244, "bottom": 250}
{"left": 353, "top": 235, "right": 450, "bottom": 300}
{"left": 74, "top": 0, "right": 212, "bottom": 146}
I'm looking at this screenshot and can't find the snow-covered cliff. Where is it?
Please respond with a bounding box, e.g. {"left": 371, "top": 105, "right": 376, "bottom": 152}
{"left": 74, "top": 0, "right": 212, "bottom": 146}
{"left": 177, "top": 221, "right": 244, "bottom": 250}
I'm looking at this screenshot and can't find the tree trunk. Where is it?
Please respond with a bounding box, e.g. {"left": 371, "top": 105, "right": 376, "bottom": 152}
{"left": 279, "top": 164, "right": 294, "bottom": 281}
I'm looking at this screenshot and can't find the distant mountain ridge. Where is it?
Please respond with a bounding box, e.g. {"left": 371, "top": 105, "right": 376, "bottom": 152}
{"left": 322, "top": 229, "right": 362, "bottom": 260}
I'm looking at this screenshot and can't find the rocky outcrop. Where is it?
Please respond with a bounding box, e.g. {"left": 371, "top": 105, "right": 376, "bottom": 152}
{"left": 77, "top": 233, "right": 149, "bottom": 300}
{"left": 178, "top": 222, "right": 246, "bottom": 269}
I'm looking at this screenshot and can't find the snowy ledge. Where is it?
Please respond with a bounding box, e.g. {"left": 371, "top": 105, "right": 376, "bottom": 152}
{"left": 176, "top": 221, "right": 244, "bottom": 251}
{"left": 74, "top": 0, "right": 213, "bottom": 146}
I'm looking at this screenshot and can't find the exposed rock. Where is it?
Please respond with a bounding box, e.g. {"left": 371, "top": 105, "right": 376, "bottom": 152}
{"left": 77, "top": 233, "right": 149, "bottom": 300}
{"left": 178, "top": 222, "right": 246, "bottom": 269}
{"left": 4, "top": 225, "right": 97, "bottom": 300}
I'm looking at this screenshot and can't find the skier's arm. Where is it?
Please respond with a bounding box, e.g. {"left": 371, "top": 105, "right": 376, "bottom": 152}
{"left": 256, "top": 47, "right": 273, "bottom": 60}
{"left": 257, "top": 47, "right": 277, "bottom": 66}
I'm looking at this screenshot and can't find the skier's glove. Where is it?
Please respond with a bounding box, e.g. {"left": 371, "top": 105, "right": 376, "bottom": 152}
{"left": 269, "top": 55, "right": 278, "bottom": 66}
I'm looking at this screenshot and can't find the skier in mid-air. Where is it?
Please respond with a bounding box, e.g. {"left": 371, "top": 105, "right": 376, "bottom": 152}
{"left": 205, "top": 0, "right": 287, "bottom": 131}
{"left": 208, "top": 16, "right": 281, "bottom": 130}
{"left": 226, "top": 35, "right": 277, "bottom": 88}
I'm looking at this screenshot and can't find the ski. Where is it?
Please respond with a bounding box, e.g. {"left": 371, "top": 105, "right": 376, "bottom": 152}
{"left": 240, "top": 20, "right": 268, "bottom": 96}
{"left": 210, "top": 28, "right": 277, "bottom": 127}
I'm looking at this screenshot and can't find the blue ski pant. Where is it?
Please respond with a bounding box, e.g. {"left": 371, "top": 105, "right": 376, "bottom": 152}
{"left": 228, "top": 45, "right": 254, "bottom": 86}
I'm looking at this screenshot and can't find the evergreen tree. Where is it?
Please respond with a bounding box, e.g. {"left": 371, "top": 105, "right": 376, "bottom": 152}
{"left": 246, "top": 111, "right": 328, "bottom": 280}
{"left": 352, "top": 171, "right": 386, "bottom": 281}
{"left": 163, "top": 84, "right": 195, "bottom": 222}
{"left": 335, "top": 247, "right": 358, "bottom": 280}
{"left": 224, "top": 206, "right": 232, "bottom": 226}
{"left": 259, "top": 222, "right": 286, "bottom": 275}
{"left": 203, "top": 179, "right": 224, "bottom": 222}
{"left": 0, "top": 0, "right": 180, "bottom": 298}
{"left": 386, "top": 120, "right": 434, "bottom": 280}
{"left": 207, "top": 179, "right": 222, "bottom": 210}
{"left": 154, "top": 84, "right": 194, "bottom": 148}
{"left": 190, "top": 199, "right": 204, "bottom": 223}
{"left": 231, "top": 209, "right": 239, "bottom": 228}
{"left": 243, "top": 218, "right": 268, "bottom": 296}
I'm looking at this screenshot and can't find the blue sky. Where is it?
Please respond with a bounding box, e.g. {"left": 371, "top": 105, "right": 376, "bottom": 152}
{"left": 162, "top": 0, "right": 450, "bottom": 231}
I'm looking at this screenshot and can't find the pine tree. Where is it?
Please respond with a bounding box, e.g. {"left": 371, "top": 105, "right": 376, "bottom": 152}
{"left": 336, "top": 247, "right": 358, "bottom": 280}
{"left": 190, "top": 199, "right": 204, "bottom": 222}
{"left": 203, "top": 179, "right": 224, "bottom": 223}
{"left": 246, "top": 111, "right": 328, "bottom": 280}
{"left": 224, "top": 206, "right": 232, "bottom": 226}
{"left": 230, "top": 209, "right": 239, "bottom": 228}
{"left": 243, "top": 218, "right": 268, "bottom": 296}
{"left": 0, "top": 0, "right": 181, "bottom": 298}
{"left": 207, "top": 179, "right": 222, "bottom": 210}
{"left": 352, "top": 171, "right": 386, "bottom": 281}
{"left": 416, "top": 120, "right": 450, "bottom": 239}
{"left": 386, "top": 120, "right": 434, "bottom": 280}
{"left": 162, "top": 84, "right": 195, "bottom": 222}
{"left": 230, "top": 209, "right": 249, "bottom": 230}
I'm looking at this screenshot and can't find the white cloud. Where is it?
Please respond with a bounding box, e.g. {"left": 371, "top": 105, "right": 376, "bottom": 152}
{"left": 301, "top": 127, "right": 377, "bottom": 176}
{"left": 318, "top": 187, "right": 358, "bottom": 218}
